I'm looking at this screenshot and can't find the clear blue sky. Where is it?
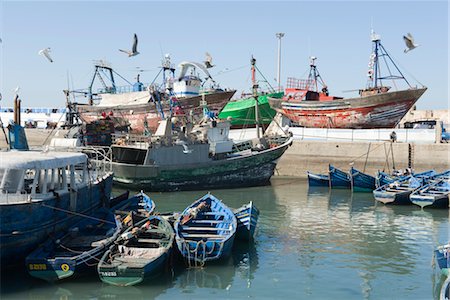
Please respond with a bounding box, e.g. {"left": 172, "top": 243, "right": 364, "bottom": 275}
{"left": 0, "top": 1, "right": 448, "bottom": 109}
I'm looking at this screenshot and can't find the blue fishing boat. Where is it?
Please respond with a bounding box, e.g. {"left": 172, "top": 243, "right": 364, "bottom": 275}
{"left": 373, "top": 170, "right": 436, "bottom": 205}
{"left": 329, "top": 164, "right": 351, "bottom": 189}
{"left": 26, "top": 207, "right": 121, "bottom": 282}
{"left": 307, "top": 171, "right": 329, "bottom": 187}
{"left": 0, "top": 151, "right": 113, "bottom": 268}
{"left": 233, "top": 201, "right": 259, "bottom": 241}
{"left": 435, "top": 243, "right": 450, "bottom": 276}
{"left": 410, "top": 177, "right": 450, "bottom": 208}
{"left": 350, "top": 167, "right": 376, "bottom": 192}
{"left": 174, "top": 193, "right": 237, "bottom": 267}
{"left": 98, "top": 215, "right": 174, "bottom": 286}
{"left": 111, "top": 191, "right": 156, "bottom": 217}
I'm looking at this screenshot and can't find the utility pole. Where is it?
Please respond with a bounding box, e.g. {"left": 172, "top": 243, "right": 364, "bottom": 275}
{"left": 276, "top": 32, "right": 285, "bottom": 92}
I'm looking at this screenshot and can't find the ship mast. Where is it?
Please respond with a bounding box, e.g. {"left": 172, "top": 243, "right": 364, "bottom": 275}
{"left": 251, "top": 56, "right": 260, "bottom": 139}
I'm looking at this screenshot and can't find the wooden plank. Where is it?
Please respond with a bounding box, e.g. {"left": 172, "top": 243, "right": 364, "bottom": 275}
{"left": 191, "top": 220, "right": 232, "bottom": 224}
{"left": 182, "top": 233, "right": 226, "bottom": 238}
{"left": 137, "top": 239, "right": 162, "bottom": 244}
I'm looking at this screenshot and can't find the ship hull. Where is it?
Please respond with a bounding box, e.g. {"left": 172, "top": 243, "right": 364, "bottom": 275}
{"left": 77, "top": 90, "right": 235, "bottom": 134}
{"left": 268, "top": 88, "right": 426, "bottom": 129}
{"left": 0, "top": 173, "right": 113, "bottom": 268}
{"left": 218, "top": 92, "right": 283, "bottom": 127}
{"left": 111, "top": 139, "right": 292, "bottom": 192}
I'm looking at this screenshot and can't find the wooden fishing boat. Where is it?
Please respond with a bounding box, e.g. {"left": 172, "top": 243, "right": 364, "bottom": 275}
{"left": 410, "top": 177, "right": 450, "bottom": 208}
{"left": 97, "top": 215, "right": 174, "bottom": 286}
{"left": 111, "top": 191, "right": 156, "bottom": 217}
{"left": 307, "top": 171, "right": 329, "bottom": 187}
{"left": 233, "top": 201, "right": 259, "bottom": 241}
{"left": 329, "top": 164, "right": 351, "bottom": 189}
{"left": 350, "top": 167, "right": 376, "bottom": 192}
{"left": 174, "top": 193, "right": 237, "bottom": 267}
{"left": 435, "top": 243, "right": 450, "bottom": 276}
{"left": 26, "top": 207, "right": 121, "bottom": 282}
{"left": 373, "top": 170, "right": 436, "bottom": 205}
{"left": 268, "top": 33, "right": 426, "bottom": 129}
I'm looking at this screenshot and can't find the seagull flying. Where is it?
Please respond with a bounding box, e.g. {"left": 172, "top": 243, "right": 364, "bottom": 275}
{"left": 38, "top": 47, "right": 53, "bottom": 62}
{"left": 403, "top": 33, "right": 420, "bottom": 53}
{"left": 119, "top": 33, "right": 139, "bottom": 57}
{"left": 204, "top": 52, "right": 214, "bottom": 68}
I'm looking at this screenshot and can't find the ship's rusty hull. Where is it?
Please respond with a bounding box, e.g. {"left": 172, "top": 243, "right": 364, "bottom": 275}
{"left": 268, "top": 88, "right": 427, "bottom": 129}
{"left": 77, "top": 90, "right": 235, "bottom": 133}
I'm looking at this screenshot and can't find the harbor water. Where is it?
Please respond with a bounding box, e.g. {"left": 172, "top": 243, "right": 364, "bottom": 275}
{"left": 1, "top": 178, "right": 448, "bottom": 299}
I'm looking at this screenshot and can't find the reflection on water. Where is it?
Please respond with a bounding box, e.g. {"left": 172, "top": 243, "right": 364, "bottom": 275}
{"left": 1, "top": 178, "right": 448, "bottom": 299}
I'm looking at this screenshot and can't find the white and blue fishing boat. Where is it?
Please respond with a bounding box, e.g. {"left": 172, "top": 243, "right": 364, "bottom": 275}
{"left": 307, "top": 171, "right": 329, "bottom": 187}
{"left": 329, "top": 164, "right": 351, "bottom": 189}
{"left": 435, "top": 243, "right": 450, "bottom": 276}
{"left": 25, "top": 207, "right": 121, "bottom": 282}
{"left": 350, "top": 167, "right": 376, "bottom": 192}
{"left": 233, "top": 201, "right": 259, "bottom": 241}
{"left": 174, "top": 193, "right": 237, "bottom": 267}
{"left": 111, "top": 191, "right": 156, "bottom": 217}
{"left": 0, "top": 151, "right": 113, "bottom": 268}
{"left": 410, "top": 175, "right": 450, "bottom": 208}
{"left": 98, "top": 215, "right": 174, "bottom": 286}
{"left": 373, "top": 170, "right": 436, "bottom": 205}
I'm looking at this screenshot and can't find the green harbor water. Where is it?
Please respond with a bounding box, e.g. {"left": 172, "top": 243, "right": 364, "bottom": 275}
{"left": 1, "top": 178, "right": 449, "bottom": 299}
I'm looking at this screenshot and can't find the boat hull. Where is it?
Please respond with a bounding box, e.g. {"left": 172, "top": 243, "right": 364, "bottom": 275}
{"left": 112, "top": 138, "right": 292, "bottom": 191}
{"left": 269, "top": 88, "right": 427, "bottom": 129}
{"left": 350, "top": 168, "right": 376, "bottom": 192}
{"left": 329, "top": 165, "right": 351, "bottom": 189}
{"left": 77, "top": 90, "right": 235, "bottom": 134}
{"left": 373, "top": 189, "right": 412, "bottom": 205}
{"left": 410, "top": 193, "right": 449, "bottom": 209}
{"left": 307, "top": 171, "right": 329, "bottom": 187}
{"left": 0, "top": 173, "right": 113, "bottom": 268}
{"left": 234, "top": 202, "right": 259, "bottom": 241}
{"left": 435, "top": 247, "right": 450, "bottom": 276}
{"left": 218, "top": 92, "right": 283, "bottom": 127}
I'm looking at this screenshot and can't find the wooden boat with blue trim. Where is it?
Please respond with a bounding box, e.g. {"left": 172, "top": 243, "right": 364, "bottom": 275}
{"left": 307, "top": 171, "right": 329, "bottom": 187}
{"left": 411, "top": 171, "right": 450, "bottom": 208}
{"left": 350, "top": 167, "right": 376, "bottom": 192}
{"left": 373, "top": 170, "right": 436, "bottom": 205}
{"left": 233, "top": 201, "right": 259, "bottom": 241}
{"left": 25, "top": 207, "right": 121, "bottom": 282}
{"left": 329, "top": 164, "right": 351, "bottom": 189}
{"left": 111, "top": 191, "right": 156, "bottom": 217}
{"left": 174, "top": 193, "right": 237, "bottom": 266}
{"left": 435, "top": 243, "right": 450, "bottom": 276}
{"left": 97, "top": 215, "right": 174, "bottom": 286}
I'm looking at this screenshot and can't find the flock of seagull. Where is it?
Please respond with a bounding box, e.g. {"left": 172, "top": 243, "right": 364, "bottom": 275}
{"left": 29, "top": 32, "right": 420, "bottom": 64}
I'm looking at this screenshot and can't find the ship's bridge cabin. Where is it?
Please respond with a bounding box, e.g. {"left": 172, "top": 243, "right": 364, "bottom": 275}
{"left": 0, "top": 152, "right": 90, "bottom": 203}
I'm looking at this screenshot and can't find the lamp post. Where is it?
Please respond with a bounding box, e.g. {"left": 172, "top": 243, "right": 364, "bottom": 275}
{"left": 276, "top": 33, "right": 285, "bottom": 92}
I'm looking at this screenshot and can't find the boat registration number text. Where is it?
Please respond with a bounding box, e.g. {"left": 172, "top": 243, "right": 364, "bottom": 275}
{"left": 29, "top": 263, "right": 47, "bottom": 270}
{"left": 100, "top": 271, "right": 117, "bottom": 277}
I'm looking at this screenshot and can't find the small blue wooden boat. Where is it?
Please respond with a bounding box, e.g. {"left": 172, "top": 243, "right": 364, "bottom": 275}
{"left": 26, "top": 207, "right": 122, "bottom": 282}
{"left": 174, "top": 193, "right": 237, "bottom": 267}
{"left": 435, "top": 243, "right": 450, "bottom": 276}
{"left": 350, "top": 167, "right": 376, "bottom": 192}
{"left": 410, "top": 177, "right": 450, "bottom": 208}
{"left": 233, "top": 201, "right": 259, "bottom": 241}
{"left": 329, "top": 164, "right": 351, "bottom": 189}
{"left": 373, "top": 170, "right": 436, "bottom": 205}
{"left": 307, "top": 171, "right": 329, "bottom": 187}
{"left": 97, "top": 215, "right": 174, "bottom": 286}
{"left": 111, "top": 191, "right": 156, "bottom": 217}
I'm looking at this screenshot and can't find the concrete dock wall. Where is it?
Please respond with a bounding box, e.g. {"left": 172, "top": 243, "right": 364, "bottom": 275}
{"left": 276, "top": 140, "right": 450, "bottom": 178}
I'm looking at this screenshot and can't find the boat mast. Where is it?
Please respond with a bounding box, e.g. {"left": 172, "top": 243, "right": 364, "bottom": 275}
{"left": 276, "top": 33, "right": 285, "bottom": 92}
{"left": 251, "top": 56, "right": 260, "bottom": 139}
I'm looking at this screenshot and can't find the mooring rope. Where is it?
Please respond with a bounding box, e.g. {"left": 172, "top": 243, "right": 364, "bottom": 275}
{"left": 40, "top": 203, "right": 115, "bottom": 225}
